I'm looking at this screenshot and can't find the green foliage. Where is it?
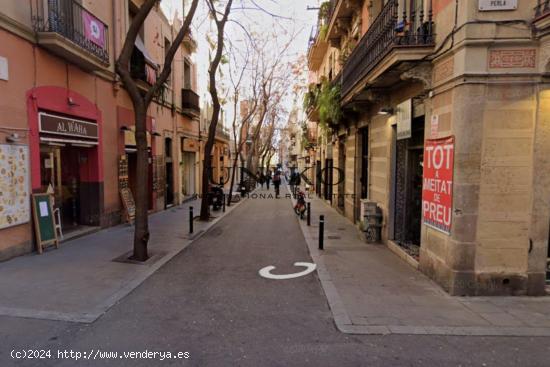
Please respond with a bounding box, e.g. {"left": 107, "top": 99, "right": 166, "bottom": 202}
{"left": 317, "top": 80, "right": 342, "bottom": 130}
{"left": 319, "top": 2, "right": 331, "bottom": 20}
{"left": 300, "top": 121, "right": 315, "bottom": 151}
{"left": 302, "top": 83, "right": 319, "bottom": 111}
{"left": 319, "top": 24, "right": 328, "bottom": 41}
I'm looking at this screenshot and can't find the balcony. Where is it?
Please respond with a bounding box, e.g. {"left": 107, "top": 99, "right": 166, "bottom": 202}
{"left": 325, "top": 0, "right": 359, "bottom": 45}
{"left": 307, "top": 24, "right": 329, "bottom": 70}
{"left": 534, "top": 1, "right": 550, "bottom": 33}
{"left": 215, "top": 125, "right": 231, "bottom": 141}
{"left": 181, "top": 89, "right": 200, "bottom": 118}
{"left": 341, "top": 0, "right": 435, "bottom": 101}
{"left": 31, "top": 0, "right": 109, "bottom": 70}
{"left": 304, "top": 83, "right": 321, "bottom": 122}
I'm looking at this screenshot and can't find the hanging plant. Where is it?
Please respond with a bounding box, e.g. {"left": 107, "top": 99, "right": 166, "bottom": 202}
{"left": 319, "top": 2, "right": 331, "bottom": 21}
{"left": 318, "top": 24, "right": 328, "bottom": 41}
{"left": 303, "top": 83, "right": 320, "bottom": 111}
{"left": 317, "top": 80, "right": 342, "bottom": 131}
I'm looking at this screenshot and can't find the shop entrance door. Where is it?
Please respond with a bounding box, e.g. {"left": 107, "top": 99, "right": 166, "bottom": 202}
{"left": 182, "top": 152, "right": 195, "bottom": 196}
{"left": 39, "top": 144, "right": 88, "bottom": 232}
{"left": 338, "top": 141, "right": 345, "bottom": 211}
{"left": 324, "top": 158, "right": 333, "bottom": 203}
{"left": 315, "top": 160, "right": 321, "bottom": 196}
{"left": 392, "top": 116, "right": 425, "bottom": 250}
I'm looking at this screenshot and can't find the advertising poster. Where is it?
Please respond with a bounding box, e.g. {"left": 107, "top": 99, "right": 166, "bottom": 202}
{"left": 421, "top": 136, "right": 454, "bottom": 234}
{"left": 0, "top": 144, "right": 30, "bottom": 229}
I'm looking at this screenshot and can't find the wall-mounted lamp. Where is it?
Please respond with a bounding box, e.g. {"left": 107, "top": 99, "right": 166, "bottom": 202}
{"left": 67, "top": 97, "right": 79, "bottom": 107}
{"left": 6, "top": 133, "right": 21, "bottom": 143}
{"left": 377, "top": 107, "right": 394, "bottom": 115}
{"left": 120, "top": 126, "right": 131, "bottom": 131}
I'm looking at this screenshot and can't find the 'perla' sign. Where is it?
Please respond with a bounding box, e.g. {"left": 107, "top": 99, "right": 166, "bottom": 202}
{"left": 479, "top": 0, "right": 517, "bottom": 11}
{"left": 39, "top": 112, "right": 99, "bottom": 140}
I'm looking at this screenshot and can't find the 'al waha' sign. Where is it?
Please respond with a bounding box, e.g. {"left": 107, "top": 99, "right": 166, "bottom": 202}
{"left": 422, "top": 136, "right": 454, "bottom": 234}
{"left": 39, "top": 113, "right": 98, "bottom": 140}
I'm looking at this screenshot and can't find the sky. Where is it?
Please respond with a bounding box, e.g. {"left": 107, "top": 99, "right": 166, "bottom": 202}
{"left": 161, "top": 0, "right": 319, "bottom": 128}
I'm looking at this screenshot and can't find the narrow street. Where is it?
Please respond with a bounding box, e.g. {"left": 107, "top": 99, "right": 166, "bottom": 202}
{"left": 1, "top": 184, "right": 549, "bottom": 366}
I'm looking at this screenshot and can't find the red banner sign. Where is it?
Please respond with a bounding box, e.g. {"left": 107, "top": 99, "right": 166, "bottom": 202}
{"left": 422, "top": 136, "right": 454, "bottom": 234}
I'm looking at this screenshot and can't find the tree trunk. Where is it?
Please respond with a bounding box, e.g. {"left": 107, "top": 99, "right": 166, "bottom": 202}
{"left": 132, "top": 103, "right": 149, "bottom": 261}
{"left": 199, "top": 0, "right": 232, "bottom": 220}
{"left": 227, "top": 153, "right": 239, "bottom": 207}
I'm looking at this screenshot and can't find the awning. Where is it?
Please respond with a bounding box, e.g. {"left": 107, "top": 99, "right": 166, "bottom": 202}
{"left": 134, "top": 35, "right": 157, "bottom": 68}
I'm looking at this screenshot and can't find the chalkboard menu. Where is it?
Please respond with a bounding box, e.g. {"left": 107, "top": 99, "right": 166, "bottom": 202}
{"left": 31, "top": 193, "right": 59, "bottom": 253}
{"left": 120, "top": 188, "right": 135, "bottom": 223}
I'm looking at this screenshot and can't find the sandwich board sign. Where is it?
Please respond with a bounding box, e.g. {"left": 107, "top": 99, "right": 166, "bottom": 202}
{"left": 31, "top": 193, "right": 59, "bottom": 253}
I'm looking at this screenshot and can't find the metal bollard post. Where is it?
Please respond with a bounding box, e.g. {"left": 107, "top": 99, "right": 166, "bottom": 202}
{"left": 189, "top": 206, "right": 194, "bottom": 234}
{"left": 222, "top": 194, "right": 226, "bottom": 212}
{"left": 307, "top": 202, "right": 311, "bottom": 226}
{"left": 319, "top": 215, "right": 324, "bottom": 250}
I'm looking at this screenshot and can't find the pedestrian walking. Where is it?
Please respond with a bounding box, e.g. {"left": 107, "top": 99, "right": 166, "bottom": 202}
{"left": 259, "top": 172, "right": 265, "bottom": 189}
{"left": 272, "top": 170, "right": 281, "bottom": 198}
{"left": 289, "top": 171, "right": 296, "bottom": 194}
{"left": 265, "top": 169, "right": 272, "bottom": 190}
{"left": 256, "top": 171, "right": 261, "bottom": 188}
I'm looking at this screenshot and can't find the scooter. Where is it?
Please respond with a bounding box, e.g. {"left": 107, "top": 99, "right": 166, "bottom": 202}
{"left": 209, "top": 183, "right": 224, "bottom": 211}
{"left": 294, "top": 189, "right": 307, "bottom": 219}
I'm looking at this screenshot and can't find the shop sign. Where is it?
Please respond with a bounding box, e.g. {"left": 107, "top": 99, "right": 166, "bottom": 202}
{"left": 396, "top": 99, "right": 412, "bottom": 140}
{"left": 479, "top": 0, "right": 517, "bottom": 11}
{"left": 182, "top": 138, "right": 199, "bottom": 152}
{"left": 422, "top": 136, "right": 454, "bottom": 234}
{"left": 39, "top": 113, "right": 98, "bottom": 140}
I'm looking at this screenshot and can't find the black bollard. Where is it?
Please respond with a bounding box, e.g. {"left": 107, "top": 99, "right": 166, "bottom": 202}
{"left": 307, "top": 202, "right": 311, "bottom": 226}
{"left": 189, "top": 206, "right": 194, "bottom": 234}
{"left": 222, "top": 194, "right": 226, "bottom": 212}
{"left": 319, "top": 215, "right": 324, "bottom": 250}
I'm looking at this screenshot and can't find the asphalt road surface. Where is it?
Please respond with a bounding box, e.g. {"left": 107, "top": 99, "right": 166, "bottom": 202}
{"left": 1, "top": 185, "right": 550, "bottom": 366}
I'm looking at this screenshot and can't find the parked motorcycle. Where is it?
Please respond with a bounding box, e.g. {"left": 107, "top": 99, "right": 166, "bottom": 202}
{"left": 294, "top": 189, "right": 307, "bottom": 219}
{"left": 209, "top": 183, "right": 224, "bottom": 211}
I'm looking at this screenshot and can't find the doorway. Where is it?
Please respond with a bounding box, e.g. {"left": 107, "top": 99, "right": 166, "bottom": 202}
{"left": 323, "top": 158, "right": 333, "bottom": 203}
{"left": 181, "top": 152, "right": 196, "bottom": 196}
{"left": 39, "top": 144, "right": 98, "bottom": 232}
{"left": 315, "top": 160, "right": 322, "bottom": 197}
{"left": 165, "top": 137, "right": 174, "bottom": 208}
{"left": 392, "top": 116, "right": 425, "bottom": 251}
{"left": 338, "top": 141, "right": 345, "bottom": 211}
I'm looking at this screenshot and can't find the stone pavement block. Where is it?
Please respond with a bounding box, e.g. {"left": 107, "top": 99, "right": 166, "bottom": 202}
{"left": 479, "top": 312, "right": 525, "bottom": 327}
{"left": 460, "top": 300, "right": 505, "bottom": 313}
{"left": 506, "top": 309, "right": 550, "bottom": 328}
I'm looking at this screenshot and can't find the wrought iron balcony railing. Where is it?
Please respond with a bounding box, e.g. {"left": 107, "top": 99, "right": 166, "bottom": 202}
{"left": 341, "top": 0, "right": 434, "bottom": 97}
{"left": 31, "top": 0, "right": 109, "bottom": 63}
{"left": 181, "top": 89, "right": 200, "bottom": 114}
{"left": 535, "top": 0, "right": 550, "bottom": 18}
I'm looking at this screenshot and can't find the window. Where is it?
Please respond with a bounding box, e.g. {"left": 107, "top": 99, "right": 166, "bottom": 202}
{"left": 164, "top": 38, "right": 171, "bottom": 83}
{"left": 183, "top": 60, "right": 192, "bottom": 89}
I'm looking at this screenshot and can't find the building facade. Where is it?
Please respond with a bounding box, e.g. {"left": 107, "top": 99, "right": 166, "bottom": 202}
{"left": 0, "top": 0, "right": 201, "bottom": 261}
{"left": 306, "top": 0, "right": 550, "bottom": 296}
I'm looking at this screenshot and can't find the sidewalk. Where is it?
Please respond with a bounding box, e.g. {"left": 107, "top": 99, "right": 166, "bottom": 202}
{"left": 0, "top": 194, "right": 246, "bottom": 323}
{"left": 291, "top": 187, "right": 550, "bottom": 336}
